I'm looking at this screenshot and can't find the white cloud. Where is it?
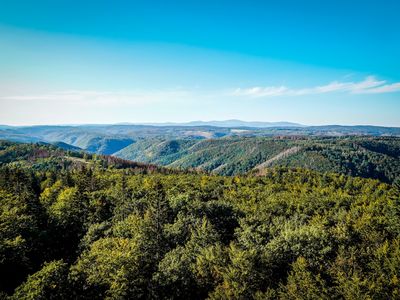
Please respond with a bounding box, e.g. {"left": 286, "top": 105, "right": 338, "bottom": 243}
{"left": 233, "top": 76, "right": 400, "bottom": 97}
{"left": 233, "top": 86, "right": 289, "bottom": 97}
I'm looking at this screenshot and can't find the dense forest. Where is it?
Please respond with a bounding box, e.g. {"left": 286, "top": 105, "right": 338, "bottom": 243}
{"left": 1, "top": 141, "right": 399, "bottom": 299}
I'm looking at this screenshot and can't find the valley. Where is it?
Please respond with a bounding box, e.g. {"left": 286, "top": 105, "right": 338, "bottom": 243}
{"left": 1, "top": 124, "right": 399, "bottom": 183}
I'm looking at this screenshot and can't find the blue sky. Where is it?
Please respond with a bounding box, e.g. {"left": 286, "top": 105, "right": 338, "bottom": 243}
{"left": 0, "top": 0, "right": 399, "bottom": 126}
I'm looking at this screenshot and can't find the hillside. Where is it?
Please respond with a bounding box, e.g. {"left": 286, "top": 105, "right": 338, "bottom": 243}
{"left": 0, "top": 140, "right": 173, "bottom": 175}
{"left": 0, "top": 124, "right": 399, "bottom": 156}
{"left": 115, "top": 136, "right": 400, "bottom": 183}
{"left": 52, "top": 141, "right": 82, "bottom": 151}
{"left": 2, "top": 130, "right": 400, "bottom": 184}
{"left": 0, "top": 144, "right": 399, "bottom": 299}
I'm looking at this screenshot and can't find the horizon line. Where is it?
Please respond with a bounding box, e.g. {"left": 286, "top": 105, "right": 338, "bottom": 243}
{"left": 1, "top": 120, "right": 400, "bottom": 129}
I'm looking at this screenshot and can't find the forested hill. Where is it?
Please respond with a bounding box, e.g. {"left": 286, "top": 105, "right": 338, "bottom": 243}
{"left": 2, "top": 138, "right": 400, "bottom": 184}
{"left": 1, "top": 125, "right": 400, "bottom": 183}
{"left": 1, "top": 142, "right": 399, "bottom": 298}
{"left": 116, "top": 136, "right": 400, "bottom": 183}
{"left": 0, "top": 140, "right": 176, "bottom": 175}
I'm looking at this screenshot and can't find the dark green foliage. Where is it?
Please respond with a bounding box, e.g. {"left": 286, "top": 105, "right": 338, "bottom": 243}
{"left": 0, "top": 141, "right": 399, "bottom": 299}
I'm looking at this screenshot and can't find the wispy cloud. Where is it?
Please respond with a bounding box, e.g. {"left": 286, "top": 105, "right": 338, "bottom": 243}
{"left": 0, "top": 89, "right": 191, "bottom": 107}
{"left": 358, "top": 82, "right": 400, "bottom": 94}
{"left": 233, "top": 76, "right": 400, "bottom": 97}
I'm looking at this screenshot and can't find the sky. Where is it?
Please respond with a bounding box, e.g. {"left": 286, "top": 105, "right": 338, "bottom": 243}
{"left": 0, "top": 0, "right": 399, "bottom": 126}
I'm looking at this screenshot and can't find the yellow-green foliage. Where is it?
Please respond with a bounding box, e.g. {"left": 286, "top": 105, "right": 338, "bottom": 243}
{"left": 0, "top": 144, "right": 399, "bottom": 299}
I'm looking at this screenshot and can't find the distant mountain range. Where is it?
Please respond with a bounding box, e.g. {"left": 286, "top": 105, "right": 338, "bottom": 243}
{"left": 117, "top": 120, "right": 305, "bottom": 128}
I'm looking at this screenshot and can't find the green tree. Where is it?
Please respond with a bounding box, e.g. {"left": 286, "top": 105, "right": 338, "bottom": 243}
{"left": 0, "top": 190, "right": 38, "bottom": 293}
{"left": 11, "top": 260, "right": 69, "bottom": 300}
{"left": 279, "top": 257, "right": 329, "bottom": 300}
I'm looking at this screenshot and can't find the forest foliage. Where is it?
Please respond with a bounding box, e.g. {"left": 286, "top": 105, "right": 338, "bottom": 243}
{"left": 0, "top": 141, "right": 400, "bottom": 299}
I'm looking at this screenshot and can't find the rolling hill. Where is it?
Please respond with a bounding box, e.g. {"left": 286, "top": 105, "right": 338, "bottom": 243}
{"left": 1, "top": 124, "right": 400, "bottom": 183}
{"left": 0, "top": 140, "right": 173, "bottom": 174}
{"left": 0, "top": 122, "right": 399, "bottom": 153}
{"left": 115, "top": 136, "right": 400, "bottom": 183}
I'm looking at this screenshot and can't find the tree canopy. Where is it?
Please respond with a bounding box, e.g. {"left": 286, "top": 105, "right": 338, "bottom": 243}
{"left": 0, "top": 141, "right": 399, "bottom": 299}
